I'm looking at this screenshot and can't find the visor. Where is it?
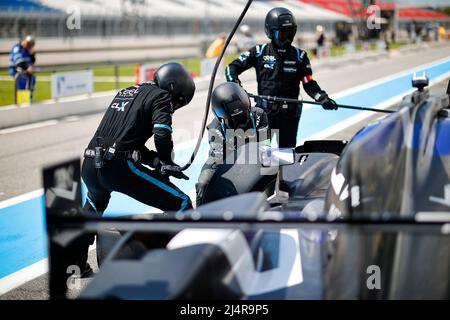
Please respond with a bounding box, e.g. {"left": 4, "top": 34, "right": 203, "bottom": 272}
{"left": 172, "top": 95, "right": 188, "bottom": 110}
{"left": 224, "top": 107, "right": 249, "bottom": 129}
{"left": 273, "top": 28, "right": 296, "bottom": 43}
{"left": 232, "top": 112, "right": 249, "bottom": 129}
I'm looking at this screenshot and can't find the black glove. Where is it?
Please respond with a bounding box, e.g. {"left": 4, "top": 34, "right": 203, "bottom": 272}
{"left": 140, "top": 149, "right": 161, "bottom": 168}
{"left": 147, "top": 150, "right": 160, "bottom": 168}
{"left": 160, "top": 164, "right": 189, "bottom": 180}
{"left": 317, "top": 93, "right": 338, "bottom": 110}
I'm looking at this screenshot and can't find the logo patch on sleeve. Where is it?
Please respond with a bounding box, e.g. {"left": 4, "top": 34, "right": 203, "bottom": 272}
{"left": 283, "top": 67, "right": 297, "bottom": 73}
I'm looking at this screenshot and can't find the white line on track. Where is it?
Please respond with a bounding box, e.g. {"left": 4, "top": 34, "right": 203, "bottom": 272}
{"left": 0, "top": 120, "right": 60, "bottom": 135}
{"left": 328, "top": 55, "right": 450, "bottom": 99}
{"left": 0, "top": 189, "right": 44, "bottom": 210}
{"left": 0, "top": 259, "right": 48, "bottom": 296}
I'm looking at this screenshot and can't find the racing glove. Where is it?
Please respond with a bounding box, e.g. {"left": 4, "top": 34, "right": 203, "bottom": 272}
{"left": 316, "top": 92, "right": 338, "bottom": 110}
{"left": 230, "top": 78, "right": 242, "bottom": 87}
{"left": 140, "top": 149, "right": 160, "bottom": 168}
{"left": 159, "top": 163, "right": 189, "bottom": 180}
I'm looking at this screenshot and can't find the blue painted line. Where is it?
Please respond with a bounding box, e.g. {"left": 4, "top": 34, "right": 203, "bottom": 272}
{"left": 0, "top": 196, "right": 47, "bottom": 278}
{"left": 0, "top": 58, "right": 449, "bottom": 280}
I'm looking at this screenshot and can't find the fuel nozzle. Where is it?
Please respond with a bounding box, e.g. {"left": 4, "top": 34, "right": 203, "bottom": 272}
{"left": 412, "top": 72, "right": 429, "bottom": 92}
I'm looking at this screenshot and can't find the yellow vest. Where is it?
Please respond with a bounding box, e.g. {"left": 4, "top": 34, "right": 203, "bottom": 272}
{"left": 206, "top": 38, "right": 225, "bottom": 58}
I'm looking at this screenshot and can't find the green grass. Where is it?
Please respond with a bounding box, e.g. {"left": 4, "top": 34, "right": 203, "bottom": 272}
{"left": 94, "top": 81, "right": 134, "bottom": 92}
{"left": 329, "top": 46, "right": 346, "bottom": 57}
{"left": 91, "top": 65, "right": 137, "bottom": 77}
{"left": 389, "top": 41, "right": 408, "bottom": 50}
{"left": 0, "top": 80, "right": 52, "bottom": 106}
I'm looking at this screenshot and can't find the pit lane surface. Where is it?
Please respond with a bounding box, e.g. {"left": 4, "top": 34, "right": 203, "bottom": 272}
{"left": 1, "top": 44, "right": 450, "bottom": 299}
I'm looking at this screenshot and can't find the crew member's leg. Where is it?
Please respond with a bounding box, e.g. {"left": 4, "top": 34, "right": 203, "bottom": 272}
{"left": 105, "top": 160, "right": 192, "bottom": 213}
{"left": 16, "top": 74, "right": 27, "bottom": 92}
{"left": 267, "top": 111, "right": 280, "bottom": 147}
{"left": 195, "top": 162, "right": 216, "bottom": 206}
{"left": 82, "top": 158, "right": 111, "bottom": 215}
{"left": 28, "top": 74, "right": 36, "bottom": 100}
{"left": 77, "top": 158, "right": 111, "bottom": 273}
{"left": 278, "top": 114, "right": 300, "bottom": 148}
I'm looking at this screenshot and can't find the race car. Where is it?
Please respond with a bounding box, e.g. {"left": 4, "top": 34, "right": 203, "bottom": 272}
{"left": 45, "top": 77, "right": 450, "bottom": 300}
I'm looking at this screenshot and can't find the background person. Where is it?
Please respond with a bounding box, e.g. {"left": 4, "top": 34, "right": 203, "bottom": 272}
{"left": 237, "top": 24, "right": 256, "bottom": 53}
{"left": 9, "top": 35, "right": 36, "bottom": 101}
{"left": 314, "top": 25, "right": 326, "bottom": 59}
{"left": 206, "top": 33, "right": 227, "bottom": 59}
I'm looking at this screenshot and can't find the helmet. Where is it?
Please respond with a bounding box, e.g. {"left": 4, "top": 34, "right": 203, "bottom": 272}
{"left": 23, "top": 34, "right": 35, "bottom": 47}
{"left": 211, "top": 82, "right": 251, "bottom": 130}
{"left": 240, "top": 24, "right": 251, "bottom": 34}
{"left": 264, "top": 7, "right": 297, "bottom": 48}
{"left": 154, "top": 62, "right": 195, "bottom": 110}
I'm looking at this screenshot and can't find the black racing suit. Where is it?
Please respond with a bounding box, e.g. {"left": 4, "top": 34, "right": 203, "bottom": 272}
{"left": 82, "top": 81, "right": 192, "bottom": 214}
{"left": 226, "top": 42, "right": 327, "bottom": 147}
{"left": 77, "top": 82, "right": 192, "bottom": 271}
{"left": 196, "top": 107, "right": 269, "bottom": 205}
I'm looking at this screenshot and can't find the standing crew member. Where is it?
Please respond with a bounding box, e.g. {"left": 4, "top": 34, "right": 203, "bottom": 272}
{"left": 225, "top": 7, "right": 338, "bottom": 148}
{"left": 196, "top": 82, "right": 269, "bottom": 205}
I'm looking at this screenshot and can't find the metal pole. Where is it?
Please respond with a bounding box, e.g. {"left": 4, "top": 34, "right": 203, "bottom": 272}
{"left": 248, "top": 93, "right": 395, "bottom": 114}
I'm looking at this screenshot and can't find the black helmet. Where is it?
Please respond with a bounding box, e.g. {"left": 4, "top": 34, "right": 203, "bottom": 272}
{"left": 154, "top": 62, "right": 195, "bottom": 110}
{"left": 211, "top": 82, "right": 251, "bottom": 130}
{"left": 265, "top": 7, "right": 297, "bottom": 48}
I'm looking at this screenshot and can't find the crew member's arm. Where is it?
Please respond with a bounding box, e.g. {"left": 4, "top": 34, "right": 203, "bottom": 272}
{"left": 30, "top": 48, "right": 36, "bottom": 65}
{"left": 28, "top": 49, "right": 35, "bottom": 74}
{"left": 300, "top": 52, "right": 337, "bottom": 110}
{"left": 10, "top": 45, "right": 31, "bottom": 75}
{"left": 225, "top": 45, "right": 258, "bottom": 85}
{"left": 151, "top": 92, "right": 175, "bottom": 164}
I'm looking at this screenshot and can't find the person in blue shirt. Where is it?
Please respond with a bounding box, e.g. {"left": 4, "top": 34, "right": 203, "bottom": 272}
{"left": 9, "top": 35, "right": 36, "bottom": 100}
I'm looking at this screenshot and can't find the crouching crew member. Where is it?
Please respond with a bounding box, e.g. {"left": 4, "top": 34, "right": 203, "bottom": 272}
{"left": 78, "top": 63, "right": 195, "bottom": 273}
{"left": 196, "top": 82, "right": 269, "bottom": 205}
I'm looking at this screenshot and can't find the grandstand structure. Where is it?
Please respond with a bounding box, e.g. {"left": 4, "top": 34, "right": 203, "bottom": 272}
{"left": 0, "top": 0, "right": 350, "bottom": 39}
{"left": 0, "top": 0, "right": 447, "bottom": 67}
{"left": 302, "top": 0, "right": 449, "bottom": 42}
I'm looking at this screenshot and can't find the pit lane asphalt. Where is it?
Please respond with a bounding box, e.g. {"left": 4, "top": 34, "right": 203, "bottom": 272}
{"left": 1, "top": 44, "right": 449, "bottom": 299}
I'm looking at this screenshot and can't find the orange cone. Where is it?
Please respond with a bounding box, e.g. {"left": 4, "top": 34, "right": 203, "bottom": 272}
{"left": 135, "top": 64, "right": 140, "bottom": 85}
